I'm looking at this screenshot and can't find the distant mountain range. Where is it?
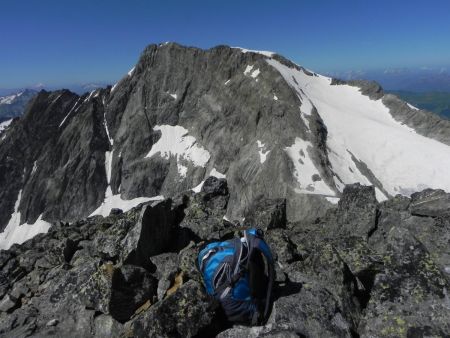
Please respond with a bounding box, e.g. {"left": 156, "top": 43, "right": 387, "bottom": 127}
{"left": 0, "top": 89, "right": 37, "bottom": 123}
{"left": 387, "top": 91, "right": 450, "bottom": 119}
{"left": 327, "top": 66, "right": 450, "bottom": 92}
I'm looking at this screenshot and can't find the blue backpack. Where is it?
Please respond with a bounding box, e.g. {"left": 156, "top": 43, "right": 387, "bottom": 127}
{"left": 197, "top": 228, "right": 275, "bottom": 325}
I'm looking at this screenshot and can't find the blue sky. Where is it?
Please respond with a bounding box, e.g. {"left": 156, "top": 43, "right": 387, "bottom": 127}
{"left": 1, "top": 0, "right": 450, "bottom": 88}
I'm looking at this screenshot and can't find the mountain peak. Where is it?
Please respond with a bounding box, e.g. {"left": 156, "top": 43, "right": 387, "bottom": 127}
{"left": 1, "top": 42, "right": 450, "bottom": 248}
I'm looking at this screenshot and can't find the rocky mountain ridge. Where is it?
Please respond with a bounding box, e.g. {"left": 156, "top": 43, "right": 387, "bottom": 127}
{"left": 1, "top": 42, "right": 450, "bottom": 252}
{"left": 0, "top": 179, "right": 448, "bottom": 337}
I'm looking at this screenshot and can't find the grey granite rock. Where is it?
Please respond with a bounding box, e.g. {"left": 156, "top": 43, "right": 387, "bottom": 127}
{"left": 409, "top": 188, "right": 450, "bottom": 217}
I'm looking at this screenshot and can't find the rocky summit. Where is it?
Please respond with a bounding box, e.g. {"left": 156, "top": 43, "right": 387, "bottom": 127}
{"left": 0, "top": 179, "right": 449, "bottom": 337}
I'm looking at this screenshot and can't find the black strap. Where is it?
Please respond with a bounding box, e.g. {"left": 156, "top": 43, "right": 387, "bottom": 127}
{"left": 263, "top": 261, "right": 275, "bottom": 320}
{"left": 213, "top": 269, "right": 244, "bottom": 297}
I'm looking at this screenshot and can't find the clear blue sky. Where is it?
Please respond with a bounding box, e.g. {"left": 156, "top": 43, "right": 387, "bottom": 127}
{"left": 1, "top": 0, "right": 450, "bottom": 88}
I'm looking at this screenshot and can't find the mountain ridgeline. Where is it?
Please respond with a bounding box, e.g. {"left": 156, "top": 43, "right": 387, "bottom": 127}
{"left": 0, "top": 43, "right": 450, "bottom": 337}
{"left": 1, "top": 42, "right": 450, "bottom": 244}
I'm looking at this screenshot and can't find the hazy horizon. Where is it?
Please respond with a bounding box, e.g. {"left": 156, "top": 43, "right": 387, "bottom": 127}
{"left": 2, "top": 0, "right": 450, "bottom": 88}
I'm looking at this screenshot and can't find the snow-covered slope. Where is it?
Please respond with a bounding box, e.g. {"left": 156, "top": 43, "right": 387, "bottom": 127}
{"left": 0, "top": 92, "right": 23, "bottom": 104}
{"left": 267, "top": 59, "right": 450, "bottom": 200}
{"left": 0, "top": 190, "right": 51, "bottom": 250}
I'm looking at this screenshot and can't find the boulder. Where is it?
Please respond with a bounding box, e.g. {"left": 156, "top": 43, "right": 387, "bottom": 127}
{"left": 359, "top": 227, "right": 450, "bottom": 337}
{"left": 179, "top": 178, "right": 230, "bottom": 240}
{"left": 109, "top": 265, "right": 158, "bottom": 323}
{"left": 125, "top": 280, "right": 223, "bottom": 337}
{"left": 265, "top": 229, "right": 300, "bottom": 264}
{"left": 409, "top": 188, "right": 450, "bottom": 217}
{"left": 332, "top": 183, "right": 378, "bottom": 238}
{"left": 0, "top": 294, "right": 19, "bottom": 313}
{"left": 245, "top": 198, "right": 287, "bottom": 230}
{"left": 121, "top": 199, "right": 176, "bottom": 269}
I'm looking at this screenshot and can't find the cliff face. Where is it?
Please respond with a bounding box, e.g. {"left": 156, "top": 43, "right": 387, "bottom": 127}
{"left": 2, "top": 43, "right": 450, "bottom": 250}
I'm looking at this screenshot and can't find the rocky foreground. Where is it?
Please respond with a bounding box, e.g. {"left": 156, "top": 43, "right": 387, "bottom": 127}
{"left": 0, "top": 178, "right": 449, "bottom": 337}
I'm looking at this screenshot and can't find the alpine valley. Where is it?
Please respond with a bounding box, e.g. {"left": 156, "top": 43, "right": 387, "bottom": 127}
{"left": 0, "top": 43, "right": 449, "bottom": 337}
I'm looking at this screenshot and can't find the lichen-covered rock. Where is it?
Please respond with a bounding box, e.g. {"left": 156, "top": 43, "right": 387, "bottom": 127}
{"left": 0, "top": 184, "right": 449, "bottom": 337}
{"left": 265, "top": 229, "right": 300, "bottom": 264}
{"left": 409, "top": 188, "right": 450, "bottom": 217}
{"left": 179, "top": 177, "right": 230, "bottom": 240}
{"left": 124, "top": 280, "right": 222, "bottom": 337}
{"left": 359, "top": 227, "right": 450, "bottom": 337}
{"left": 329, "top": 183, "right": 378, "bottom": 238}
{"left": 245, "top": 198, "right": 287, "bottom": 230}
{"left": 109, "top": 265, "right": 158, "bottom": 323}
{"left": 149, "top": 253, "right": 179, "bottom": 300}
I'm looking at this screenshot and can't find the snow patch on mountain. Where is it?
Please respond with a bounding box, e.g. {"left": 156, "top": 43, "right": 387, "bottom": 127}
{"left": 177, "top": 162, "right": 188, "bottom": 179}
{"left": 103, "top": 109, "right": 113, "bottom": 146}
{"left": 0, "top": 119, "right": 13, "bottom": 134}
{"left": 251, "top": 69, "right": 260, "bottom": 78}
{"left": 83, "top": 90, "right": 96, "bottom": 103}
{"left": 407, "top": 103, "right": 419, "bottom": 111}
{"left": 191, "top": 168, "right": 226, "bottom": 192}
{"left": 284, "top": 137, "right": 335, "bottom": 195}
{"left": 111, "top": 83, "right": 119, "bottom": 93}
{"left": 51, "top": 94, "right": 62, "bottom": 105}
{"left": 210, "top": 168, "right": 226, "bottom": 179}
{"left": 326, "top": 197, "right": 340, "bottom": 204}
{"left": 90, "top": 189, "right": 164, "bottom": 217}
{"left": 59, "top": 98, "right": 81, "bottom": 128}
{"left": 299, "top": 95, "right": 313, "bottom": 116}
{"left": 90, "top": 189, "right": 164, "bottom": 218}
{"left": 31, "top": 161, "right": 38, "bottom": 175}
{"left": 0, "top": 190, "right": 51, "bottom": 250}
{"left": 192, "top": 181, "right": 205, "bottom": 193}
{"left": 244, "top": 65, "right": 254, "bottom": 75}
{"left": 0, "top": 92, "right": 23, "bottom": 105}
{"left": 90, "top": 150, "right": 163, "bottom": 217}
{"left": 268, "top": 58, "right": 450, "bottom": 198}
{"left": 232, "top": 47, "right": 275, "bottom": 57}
{"left": 146, "top": 125, "right": 210, "bottom": 167}
{"left": 256, "top": 140, "right": 270, "bottom": 164}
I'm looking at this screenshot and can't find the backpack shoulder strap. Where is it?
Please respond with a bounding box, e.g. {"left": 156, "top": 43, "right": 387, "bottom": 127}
{"left": 244, "top": 229, "right": 275, "bottom": 323}
{"left": 212, "top": 237, "right": 245, "bottom": 299}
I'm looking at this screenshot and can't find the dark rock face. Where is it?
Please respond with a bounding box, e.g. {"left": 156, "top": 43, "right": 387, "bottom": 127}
{"left": 122, "top": 199, "right": 180, "bottom": 269}
{"left": 0, "top": 43, "right": 347, "bottom": 234}
{"left": 327, "top": 183, "right": 378, "bottom": 238}
{"left": 245, "top": 197, "right": 287, "bottom": 230}
{"left": 109, "top": 265, "right": 157, "bottom": 323}
{"left": 0, "top": 89, "right": 108, "bottom": 230}
{"left": 0, "top": 182, "right": 448, "bottom": 337}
